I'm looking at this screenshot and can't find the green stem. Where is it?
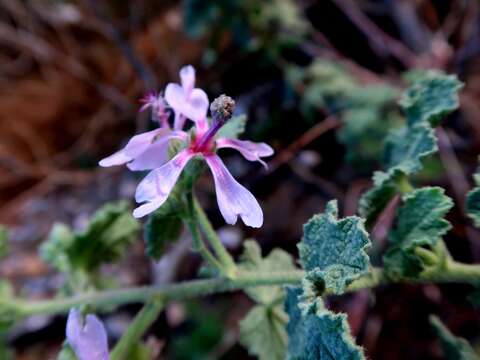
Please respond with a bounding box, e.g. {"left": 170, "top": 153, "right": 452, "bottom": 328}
{"left": 184, "top": 218, "right": 223, "bottom": 271}
{"left": 16, "top": 270, "right": 304, "bottom": 318}
{"left": 396, "top": 175, "right": 414, "bottom": 194}
{"left": 110, "top": 299, "right": 165, "bottom": 360}
{"left": 11, "top": 262, "right": 480, "bottom": 321}
{"left": 193, "top": 198, "right": 236, "bottom": 277}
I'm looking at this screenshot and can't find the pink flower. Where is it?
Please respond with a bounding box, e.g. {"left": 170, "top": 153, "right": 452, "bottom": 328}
{"left": 165, "top": 65, "right": 209, "bottom": 132}
{"left": 66, "top": 309, "right": 109, "bottom": 360}
{"left": 133, "top": 95, "right": 273, "bottom": 228}
{"left": 139, "top": 92, "right": 169, "bottom": 127}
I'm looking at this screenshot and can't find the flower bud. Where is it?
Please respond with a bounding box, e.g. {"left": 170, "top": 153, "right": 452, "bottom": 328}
{"left": 210, "top": 94, "right": 235, "bottom": 124}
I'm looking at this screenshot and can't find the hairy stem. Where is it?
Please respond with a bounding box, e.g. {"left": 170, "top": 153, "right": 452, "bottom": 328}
{"left": 110, "top": 299, "right": 165, "bottom": 360}
{"left": 193, "top": 197, "right": 236, "bottom": 277}
{"left": 12, "top": 261, "right": 480, "bottom": 321}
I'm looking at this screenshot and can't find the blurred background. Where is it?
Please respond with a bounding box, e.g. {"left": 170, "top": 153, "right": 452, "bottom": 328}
{"left": 1, "top": 0, "right": 480, "bottom": 359}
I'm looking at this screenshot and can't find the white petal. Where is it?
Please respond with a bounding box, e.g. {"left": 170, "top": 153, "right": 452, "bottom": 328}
{"left": 185, "top": 88, "right": 209, "bottom": 122}
{"left": 205, "top": 155, "right": 263, "bottom": 228}
{"left": 123, "top": 129, "right": 161, "bottom": 158}
{"left": 99, "top": 149, "right": 132, "bottom": 167}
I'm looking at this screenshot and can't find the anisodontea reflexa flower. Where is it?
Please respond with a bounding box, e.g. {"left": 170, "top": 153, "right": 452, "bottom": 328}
{"left": 99, "top": 65, "right": 273, "bottom": 228}
{"left": 66, "top": 309, "right": 109, "bottom": 360}
{"left": 134, "top": 94, "right": 273, "bottom": 227}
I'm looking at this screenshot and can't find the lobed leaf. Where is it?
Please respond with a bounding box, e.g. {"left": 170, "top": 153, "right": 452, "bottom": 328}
{"left": 285, "top": 287, "right": 365, "bottom": 360}
{"left": 400, "top": 72, "right": 462, "bottom": 127}
{"left": 299, "top": 200, "right": 371, "bottom": 294}
{"left": 215, "top": 114, "right": 247, "bottom": 139}
{"left": 382, "top": 123, "right": 437, "bottom": 175}
{"left": 239, "top": 240, "right": 296, "bottom": 304}
{"left": 466, "top": 165, "right": 480, "bottom": 227}
{"left": 41, "top": 202, "right": 140, "bottom": 274}
{"left": 430, "top": 315, "right": 479, "bottom": 360}
{"left": 240, "top": 305, "right": 288, "bottom": 360}
{"left": 144, "top": 197, "right": 184, "bottom": 260}
{"left": 384, "top": 187, "right": 453, "bottom": 279}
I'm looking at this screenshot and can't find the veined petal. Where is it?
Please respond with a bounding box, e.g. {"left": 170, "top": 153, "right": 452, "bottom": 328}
{"left": 216, "top": 139, "right": 274, "bottom": 168}
{"left": 66, "top": 309, "right": 109, "bottom": 360}
{"left": 205, "top": 155, "right": 263, "bottom": 228}
{"left": 180, "top": 65, "right": 195, "bottom": 95}
{"left": 98, "top": 129, "right": 160, "bottom": 168}
{"left": 127, "top": 130, "right": 188, "bottom": 171}
{"left": 134, "top": 150, "right": 194, "bottom": 217}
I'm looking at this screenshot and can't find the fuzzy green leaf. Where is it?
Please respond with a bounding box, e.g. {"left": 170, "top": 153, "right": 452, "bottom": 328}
{"left": 383, "top": 123, "right": 437, "bottom": 175}
{"left": 430, "top": 315, "right": 479, "bottom": 360}
{"left": 384, "top": 187, "right": 453, "bottom": 279}
{"left": 285, "top": 287, "right": 365, "bottom": 360}
{"left": 239, "top": 241, "right": 296, "bottom": 304}
{"left": 400, "top": 72, "right": 462, "bottom": 127}
{"left": 390, "top": 187, "right": 453, "bottom": 247}
{"left": 41, "top": 202, "right": 140, "bottom": 273}
{"left": 299, "top": 200, "right": 371, "bottom": 294}
{"left": 215, "top": 114, "right": 247, "bottom": 139}
{"left": 145, "top": 197, "right": 184, "bottom": 260}
{"left": 467, "top": 167, "right": 480, "bottom": 227}
{"left": 240, "top": 305, "right": 288, "bottom": 360}
{"left": 358, "top": 170, "right": 400, "bottom": 227}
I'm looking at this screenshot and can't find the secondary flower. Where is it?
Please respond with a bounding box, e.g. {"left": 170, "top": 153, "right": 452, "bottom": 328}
{"left": 165, "top": 65, "right": 209, "bottom": 131}
{"left": 66, "top": 309, "right": 109, "bottom": 360}
{"left": 99, "top": 65, "right": 207, "bottom": 171}
{"left": 133, "top": 94, "right": 274, "bottom": 228}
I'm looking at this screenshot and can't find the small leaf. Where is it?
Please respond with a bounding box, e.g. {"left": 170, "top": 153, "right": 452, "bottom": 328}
{"left": 239, "top": 241, "right": 296, "bottom": 304}
{"left": 40, "top": 224, "right": 75, "bottom": 273}
{"left": 299, "top": 200, "right": 371, "bottom": 294}
{"left": 216, "top": 114, "right": 247, "bottom": 139}
{"left": 358, "top": 170, "right": 400, "bottom": 227}
{"left": 239, "top": 305, "right": 288, "bottom": 360}
{"left": 382, "top": 123, "right": 437, "bottom": 175}
{"left": 384, "top": 187, "right": 453, "bottom": 279}
{"left": 57, "top": 343, "right": 77, "bottom": 360}
{"left": 41, "top": 202, "right": 140, "bottom": 274}
{"left": 145, "top": 197, "right": 184, "bottom": 260}
{"left": 400, "top": 71, "right": 462, "bottom": 127}
{"left": 467, "top": 166, "right": 480, "bottom": 227}
{"left": 285, "top": 287, "right": 365, "bottom": 360}
{"left": 430, "top": 315, "right": 479, "bottom": 360}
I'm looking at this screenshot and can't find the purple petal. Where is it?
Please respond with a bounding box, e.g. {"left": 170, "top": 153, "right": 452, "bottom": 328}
{"left": 180, "top": 65, "right": 195, "bottom": 95}
{"left": 99, "top": 129, "right": 160, "bottom": 168}
{"left": 133, "top": 150, "right": 194, "bottom": 217}
{"left": 127, "top": 131, "right": 188, "bottom": 171}
{"left": 216, "top": 139, "right": 274, "bottom": 168}
{"left": 205, "top": 155, "right": 263, "bottom": 228}
{"left": 66, "top": 309, "right": 109, "bottom": 360}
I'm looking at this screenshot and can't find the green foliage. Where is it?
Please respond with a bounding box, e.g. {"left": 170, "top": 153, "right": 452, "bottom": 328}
{"left": 40, "top": 202, "right": 139, "bottom": 292}
{"left": 400, "top": 71, "right": 462, "bottom": 127}
{"left": 358, "top": 170, "right": 401, "bottom": 227}
{"left": 240, "top": 304, "right": 288, "bottom": 360}
{"left": 298, "top": 201, "right": 371, "bottom": 294}
{"left": 382, "top": 123, "right": 437, "bottom": 174}
{"left": 215, "top": 114, "right": 247, "bottom": 139}
{"left": 359, "top": 72, "right": 462, "bottom": 226}
{"left": 384, "top": 187, "right": 453, "bottom": 279}
{"left": 0, "top": 282, "right": 19, "bottom": 330}
{"left": 467, "top": 166, "right": 480, "bottom": 227}
{"left": 285, "top": 287, "right": 365, "bottom": 360}
{"left": 430, "top": 315, "right": 479, "bottom": 360}
{"left": 239, "top": 241, "right": 296, "bottom": 304}
{"left": 288, "top": 59, "right": 401, "bottom": 167}
{"left": 145, "top": 197, "right": 184, "bottom": 260}
{"left": 0, "top": 226, "right": 7, "bottom": 259}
